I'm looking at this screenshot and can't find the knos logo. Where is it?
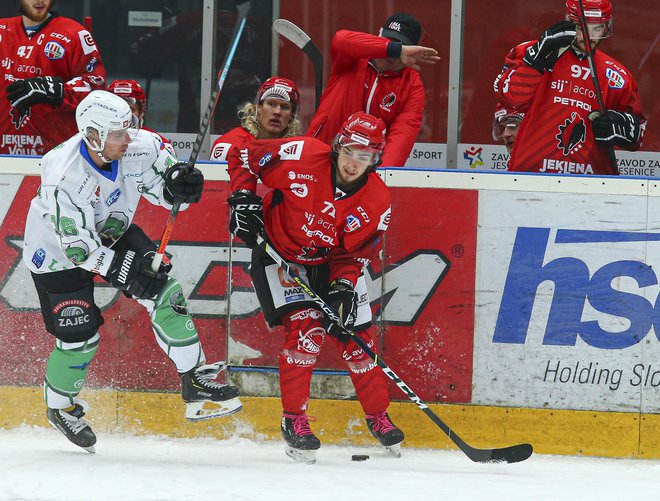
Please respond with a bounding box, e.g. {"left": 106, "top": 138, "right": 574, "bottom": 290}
{"left": 493, "top": 227, "right": 660, "bottom": 350}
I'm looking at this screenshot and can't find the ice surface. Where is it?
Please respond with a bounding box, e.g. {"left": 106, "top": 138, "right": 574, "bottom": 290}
{"left": 1, "top": 426, "right": 658, "bottom": 501}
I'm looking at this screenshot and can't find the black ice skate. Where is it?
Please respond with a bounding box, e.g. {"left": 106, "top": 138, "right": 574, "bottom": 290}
{"left": 180, "top": 361, "right": 242, "bottom": 421}
{"left": 46, "top": 400, "right": 96, "bottom": 453}
{"left": 281, "top": 413, "right": 321, "bottom": 464}
{"left": 366, "top": 411, "right": 404, "bottom": 457}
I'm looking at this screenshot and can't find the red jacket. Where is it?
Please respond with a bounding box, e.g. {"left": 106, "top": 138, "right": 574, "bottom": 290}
{"left": 0, "top": 14, "right": 106, "bottom": 155}
{"left": 306, "top": 30, "right": 424, "bottom": 167}
{"left": 496, "top": 41, "right": 645, "bottom": 175}
{"left": 228, "top": 136, "right": 391, "bottom": 285}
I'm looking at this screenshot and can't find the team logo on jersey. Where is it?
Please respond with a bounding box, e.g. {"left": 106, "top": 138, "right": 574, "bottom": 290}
{"left": 31, "top": 248, "right": 46, "bottom": 269}
{"left": 86, "top": 57, "right": 98, "bottom": 73}
{"left": 259, "top": 153, "right": 273, "bottom": 166}
{"left": 78, "top": 30, "right": 97, "bottom": 55}
{"left": 377, "top": 208, "right": 392, "bottom": 231}
{"left": 556, "top": 112, "right": 586, "bottom": 156}
{"left": 211, "top": 142, "right": 231, "bottom": 161}
{"left": 346, "top": 214, "right": 362, "bottom": 232}
{"left": 106, "top": 188, "right": 121, "bottom": 206}
{"left": 279, "top": 140, "right": 304, "bottom": 161}
{"left": 290, "top": 182, "right": 308, "bottom": 198}
{"left": 606, "top": 68, "right": 625, "bottom": 89}
{"left": 381, "top": 92, "right": 396, "bottom": 111}
{"left": 44, "top": 41, "right": 65, "bottom": 60}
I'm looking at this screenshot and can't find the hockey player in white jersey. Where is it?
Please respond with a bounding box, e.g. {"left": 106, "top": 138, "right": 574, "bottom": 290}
{"left": 23, "top": 90, "right": 242, "bottom": 453}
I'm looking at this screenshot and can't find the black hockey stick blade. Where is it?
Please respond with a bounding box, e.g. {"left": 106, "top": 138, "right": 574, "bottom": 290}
{"left": 464, "top": 441, "right": 533, "bottom": 464}
{"left": 273, "top": 18, "right": 323, "bottom": 110}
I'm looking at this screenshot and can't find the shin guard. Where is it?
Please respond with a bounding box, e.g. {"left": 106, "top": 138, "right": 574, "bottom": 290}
{"left": 44, "top": 333, "right": 100, "bottom": 409}
{"left": 141, "top": 278, "right": 204, "bottom": 372}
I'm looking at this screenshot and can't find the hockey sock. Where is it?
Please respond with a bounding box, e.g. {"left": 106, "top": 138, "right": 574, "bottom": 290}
{"left": 279, "top": 310, "right": 325, "bottom": 413}
{"left": 44, "top": 333, "right": 99, "bottom": 409}
{"left": 341, "top": 331, "right": 390, "bottom": 415}
{"left": 138, "top": 278, "right": 204, "bottom": 373}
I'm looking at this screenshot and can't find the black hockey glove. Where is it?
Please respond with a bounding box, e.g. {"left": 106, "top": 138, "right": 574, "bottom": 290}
{"left": 106, "top": 249, "right": 168, "bottom": 299}
{"left": 228, "top": 190, "right": 264, "bottom": 248}
{"left": 591, "top": 110, "right": 642, "bottom": 148}
{"left": 163, "top": 161, "right": 204, "bottom": 204}
{"left": 523, "top": 20, "right": 576, "bottom": 72}
{"left": 323, "top": 278, "right": 358, "bottom": 341}
{"left": 6, "top": 76, "right": 64, "bottom": 114}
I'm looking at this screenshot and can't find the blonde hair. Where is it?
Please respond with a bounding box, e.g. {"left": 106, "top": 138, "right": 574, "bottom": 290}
{"left": 237, "top": 102, "right": 302, "bottom": 139}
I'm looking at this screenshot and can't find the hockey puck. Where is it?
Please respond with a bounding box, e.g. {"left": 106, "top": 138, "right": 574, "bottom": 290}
{"left": 351, "top": 454, "right": 370, "bottom": 461}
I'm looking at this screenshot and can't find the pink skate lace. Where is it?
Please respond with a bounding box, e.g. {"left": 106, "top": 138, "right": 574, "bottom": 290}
{"left": 284, "top": 413, "right": 316, "bottom": 436}
{"left": 367, "top": 411, "right": 396, "bottom": 434}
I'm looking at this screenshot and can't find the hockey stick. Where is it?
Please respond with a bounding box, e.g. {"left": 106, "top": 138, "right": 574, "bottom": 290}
{"left": 256, "top": 234, "right": 533, "bottom": 464}
{"left": 151, "top": 1, "right": 250, "bottom": 272}
{"left": 273, "top": 19, "right": 323, "bottom": 111}
{"left": 576, "top": 0, "right": 619, "bottom": 175}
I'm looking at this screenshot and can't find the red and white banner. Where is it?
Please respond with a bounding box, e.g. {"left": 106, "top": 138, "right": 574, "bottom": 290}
{"left": 0, "top": 175, "right": 476, "bottom": 403}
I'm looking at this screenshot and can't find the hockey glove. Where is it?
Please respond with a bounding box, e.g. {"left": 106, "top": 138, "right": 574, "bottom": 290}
{"left": 163, "top": 161, "right": 204, "bottom": 204}
{"left": 523, "top": 20, "right": 576, "bottom": 72}
{"left": 591, "top": 110, "right": 642, "bottom": 148}
{"left": 106, "top": 249, "right": 168, "bottom": 299}
{"left": 228, "top": 190, "right": 264, "bottom": 248}
{"left": 6, "top": 76, "right": 64, "bottom": 114}
{"left": 323, "top": 278, "right": 358, "bottom": 341}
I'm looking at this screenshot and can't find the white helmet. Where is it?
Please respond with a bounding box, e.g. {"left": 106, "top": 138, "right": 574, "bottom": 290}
{"left": 76, "top": 90, "right": 137, "bottom": 155}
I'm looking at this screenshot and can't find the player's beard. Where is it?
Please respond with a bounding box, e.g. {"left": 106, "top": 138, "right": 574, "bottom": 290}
{"left": 19, "top": 1, "right": 52, "bottom": 24}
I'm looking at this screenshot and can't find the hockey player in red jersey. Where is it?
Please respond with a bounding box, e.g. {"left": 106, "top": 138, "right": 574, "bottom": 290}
{"left": 494, "top": 0, "right": 645, "bottom": 175}
{"left": 227, "top": 112, "right": 404, "bottom": 463}
{"left": 1, "top": 0, "right": 106, "bottom": 155}
{"left": 306, "top": 13, "right": 439, "bottom": 167}
{"left": 108, "top": 79, "right": 175, "bottom": 154}
{"left": 210, "top": 76, "right": 302, "bottom": 163}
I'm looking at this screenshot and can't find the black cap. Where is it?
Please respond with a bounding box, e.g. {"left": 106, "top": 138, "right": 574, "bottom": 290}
{"left": 381, "top": 12, "right": 422, "bottom": 46}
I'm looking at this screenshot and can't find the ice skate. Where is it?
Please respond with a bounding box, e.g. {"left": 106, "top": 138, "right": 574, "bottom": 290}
{"left": 180, "top": 361, "right": 242, "bottom": 421}
{"left": 366, "top": 411, "right": 404, "bottom": 457}
{"left": 46, "top": 399, "right": 96, "bottom": 453}
{"left": 281, "top": 413, "right": 321, "bottom": 464}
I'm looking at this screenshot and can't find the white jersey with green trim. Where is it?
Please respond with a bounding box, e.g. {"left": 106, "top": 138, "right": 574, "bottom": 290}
{"left": 23, "top": 129, "right": 183, "bottom": 276}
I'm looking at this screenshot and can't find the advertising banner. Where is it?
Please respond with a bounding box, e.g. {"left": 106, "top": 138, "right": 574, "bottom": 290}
{"left": 473, "top": 189, "right": 660, "bottom": 412}
{"left": 0, "top": 175, "right": 474, "bottom": 403}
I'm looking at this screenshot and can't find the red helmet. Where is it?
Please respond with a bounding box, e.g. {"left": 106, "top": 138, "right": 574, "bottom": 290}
{"left": 107, "top": 79, "right": 147, "bottom": 117}
{"left": 493, "top": 103, "right": 524, "bottom": 140}
{"left": 565, "top": 0, "right": 613, "bottom": 39}
{"left": 255, "top": 77, "right": 299, "bottom": 111}
{"left": 333, "top": 111, "right": 387, "bottom": 158}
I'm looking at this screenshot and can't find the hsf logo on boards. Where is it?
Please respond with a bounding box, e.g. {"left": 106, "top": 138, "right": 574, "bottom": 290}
{"left": 493, "top": 227, "right": 660, "bottom": 350}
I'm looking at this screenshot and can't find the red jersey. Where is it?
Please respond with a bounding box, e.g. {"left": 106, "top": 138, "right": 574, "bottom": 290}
{"left": 0, "top": 14, "right": 106, "bottom": 155}
{"left": 496, "top": 42, "right": 645, "bottom": 175}
{"left": 210, "top": 126, "right": 254, "bottom": 162}
{"left": 306, "top": 30, "right": 424, "bottom": 168}
{"left": 228, "top": 137, "right": 391, "bottom": 285}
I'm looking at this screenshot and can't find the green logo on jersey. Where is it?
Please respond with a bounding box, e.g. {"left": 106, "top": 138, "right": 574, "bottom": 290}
{"left": 59, "top": 217, "right": 79, "bottom": 236}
